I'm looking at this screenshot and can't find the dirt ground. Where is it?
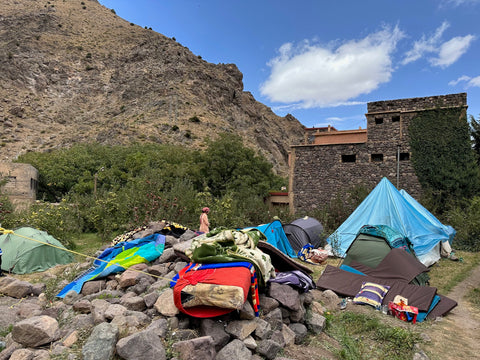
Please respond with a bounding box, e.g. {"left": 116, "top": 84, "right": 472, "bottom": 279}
{"left": 284, "top": 262, "right": 480, "bottom": 360}
{"left": 421, "top": 263, "right": 480, "bottom": 359}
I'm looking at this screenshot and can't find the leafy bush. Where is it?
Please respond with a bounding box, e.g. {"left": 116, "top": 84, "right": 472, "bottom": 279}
{"left": 446, "top": 196, "right": 480, "bottom": 251}
{"left": 11, "top": 199, "right": 81, "bottom": 248}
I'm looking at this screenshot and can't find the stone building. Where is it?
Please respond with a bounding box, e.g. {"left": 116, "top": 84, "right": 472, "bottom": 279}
{"left": 288, "top": 93, "right": 468, "bottom": 214}
{"left": 0, "top": 162, "right": 38, "bottom": 210}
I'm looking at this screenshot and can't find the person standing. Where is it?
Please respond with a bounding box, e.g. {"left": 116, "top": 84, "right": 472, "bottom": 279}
{"left": 199, "top": 207, "right": 210, "bottom": 233}
{"left": 0, "top": 247, "right": 4, "bottom": 276}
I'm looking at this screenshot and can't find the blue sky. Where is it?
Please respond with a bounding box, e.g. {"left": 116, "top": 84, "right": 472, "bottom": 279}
{"left": 99, "top": 0, "right": 480, "bottom": 130}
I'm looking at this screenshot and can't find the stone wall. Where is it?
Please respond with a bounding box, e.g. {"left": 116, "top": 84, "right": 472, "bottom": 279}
{"left": 0, "top": 162, "right": 38, "bottom": 210}
{"left": 289, "top": 93, "right": 467, "bottom": 213}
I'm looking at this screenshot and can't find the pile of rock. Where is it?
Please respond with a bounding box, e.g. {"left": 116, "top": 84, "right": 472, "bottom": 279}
{"left": 0, "top": 230, "right": 339, "bottom": 360}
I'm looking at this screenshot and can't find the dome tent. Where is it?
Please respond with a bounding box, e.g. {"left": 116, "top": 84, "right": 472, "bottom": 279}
{"left": 0, "top": 227, "right": 73, "bottom": 274}
{"left": 283, "top": 216, "right": 324, "bottom": 253}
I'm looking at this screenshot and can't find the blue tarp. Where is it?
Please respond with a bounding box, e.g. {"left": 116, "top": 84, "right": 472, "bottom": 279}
{"left": 251, "top": 220, "right": 297, "bottom": 258}
{"left": 57, "top": 233, "right": 165, "bottom": 298}
{"left": 327, "top": 177, "right": 454, "bottom": 264}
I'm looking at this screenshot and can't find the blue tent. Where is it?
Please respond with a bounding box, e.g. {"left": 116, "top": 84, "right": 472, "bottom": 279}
{"left": 399, "top": 189, "right": 456, "bottom": 244}
{"left": 252, "top": 220, "right": 297, "bottom": 258}
{"left": 327, "top": 177, "right": 454, "bottom": 266}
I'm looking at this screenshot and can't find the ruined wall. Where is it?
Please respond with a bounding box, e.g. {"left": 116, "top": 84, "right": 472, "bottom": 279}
{"left": 290, "top": 93, "right": 467, "bottom": 213}
{"left": 0, "top": 162, "right": 38, "bottom": 210}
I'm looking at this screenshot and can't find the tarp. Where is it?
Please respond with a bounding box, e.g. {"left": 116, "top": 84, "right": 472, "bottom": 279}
{"left": 252, "top": 220, "right": 297, "bottom": 258}
{"left": 57, "top": 233, "right": 165, "bottom": 297}
{"left": 0, "top": 227, "right": 73, "bottom": 274}
{"left": 327, "top": 177, "right": 454, "bottom": 266}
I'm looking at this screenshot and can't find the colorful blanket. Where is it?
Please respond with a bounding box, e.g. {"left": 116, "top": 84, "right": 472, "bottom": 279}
{"left": 57, "top": 233, "right": 165, "bottom": 298}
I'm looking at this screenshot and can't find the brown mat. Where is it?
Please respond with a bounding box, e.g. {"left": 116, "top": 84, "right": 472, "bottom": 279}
{"left": 316, "top": 265, "right": 437, "bottom": 312}
{"left": 427, "top": 295, "right": 457, "bottom": 320}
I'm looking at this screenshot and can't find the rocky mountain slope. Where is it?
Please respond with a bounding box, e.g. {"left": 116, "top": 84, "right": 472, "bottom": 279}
{"left": 0, "top": 0, "right": 305, "bottom": 175}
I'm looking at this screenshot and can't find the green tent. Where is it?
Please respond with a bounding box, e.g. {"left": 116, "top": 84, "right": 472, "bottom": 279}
{"left": 0, "top": 227, "right": 73, "bottom": 274}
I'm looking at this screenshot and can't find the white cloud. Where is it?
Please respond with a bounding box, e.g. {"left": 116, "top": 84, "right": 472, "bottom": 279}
{"left": 402, "top": 21, "right": 449, "bottom": 65}
{"left": 441, "top": 0, "right": 480, "bottom": 7}
{"left": 402, "top": 22, "right": 475, "bottom": 68}
{"left": 449, "top": 75, "right": 480, "bottom": 87}
{"left": 260, "top": 26, "right": 404, "bottom": 109}
{"left": 430, "top": 35, "right": 475, "bottom": 68}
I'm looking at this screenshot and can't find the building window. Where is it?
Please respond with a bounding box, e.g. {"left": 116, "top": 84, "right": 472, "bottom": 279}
{"left": 399, "top": 152, "right": 410, "bottom": 161}
{"left": 371, "top": 154, "right": 384, "bottom": 162}
{"left": 341, "top": 154, "right": 356, "bottom": 163}
{"left": 30, "top": 178, "right": 38, "bottom": 191}
{"left": 375, "top": 117, "right": 384, "bottom": 124}
{"left": 5, "top": 176, "right": 16, "bottom": 188}
{"left": 392, "top": 115, "right": 400, "bottom": 122}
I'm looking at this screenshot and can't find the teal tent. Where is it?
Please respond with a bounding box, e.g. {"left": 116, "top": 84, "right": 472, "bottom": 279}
{"left": 0, "top": 227, "right": 73, "bottom": 274}
{"left": 249, "top": 220, "right": 297, "bottom": 258}
{"left": 327, "top": 177, "right": 454, "bottom": 266}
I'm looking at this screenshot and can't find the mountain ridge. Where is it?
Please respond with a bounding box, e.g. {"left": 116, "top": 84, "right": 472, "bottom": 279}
{"left": 0, "top": 0, "right": 305, "bottom": 176}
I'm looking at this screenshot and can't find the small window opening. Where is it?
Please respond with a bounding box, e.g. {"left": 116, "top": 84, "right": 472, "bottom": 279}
{"left": 399, "top": 152, "right": 410, "bottom": 161}
{"left": 392, "top": 115, "right": 400, "bottom": 122}
{"left": 342, "top": 154, "right": 356, "bottom": 163}
{"left": 371, "top": 154, "right": 384, "bottom": 162}
{"left": 375, "top": 117, "right": 384, "bottom": 124}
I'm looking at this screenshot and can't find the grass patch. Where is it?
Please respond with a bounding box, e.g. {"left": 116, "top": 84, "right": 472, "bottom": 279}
{"left": 326, "top": 311, "right": 419, "bottom": 360}
{"left": 466, "top": 287, "right": 480, "bottom": 308}
{"left": 427, "top": 250, "right": 480, "bottom": 294}
{"left": 72, "top": 232, "right": 104, "bottom": 262}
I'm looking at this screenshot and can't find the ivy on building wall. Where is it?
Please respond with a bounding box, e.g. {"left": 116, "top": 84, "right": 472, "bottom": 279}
{"left": 408, "top": 107, "right": 480, "bottom": 210}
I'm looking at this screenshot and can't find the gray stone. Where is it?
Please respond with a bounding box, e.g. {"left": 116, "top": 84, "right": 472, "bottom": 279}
{"left": 243, "top": 335, "right": 257, "bottom": 350}
{"left": 143, "top": 292, "right": 159, "bottom": 308}
{"left": 0, "top": 278, "right": 33, "bottom": 298}
{"left": 281, "top": 323, "right": 296, "bottom": 347}
{"left": 258, "top": 294, "right": 279, "bottom": 314}
{"left": 11, "top": 315, "right": 59, "bottom": 347}
{"left": 116, "top": 329, "right": 166, "bottom": 360}
{"left": 81, "top": 280, "right": 106, "bottom": 295}
{"left": 72, "top": 299, "right": 91, "bottom": 313}
{"left": 200, "top": 319, "right": 230, "bottom": 350}
{"left": 172, "top": 336, "right": 216, "bottom": 360}
{"left": 268, "top": 283, "right": 301, "bottom": 311}
{"left": 239, "top": 300, "right": 255, "bottom": 320}
{"left": 256, "top": 339, "right": 281, "bottom": 360}
{"left": 306, "top": 312, "right": 326, "bottom": 334}
{"left": 104, "top": 304, "right": 128, "bottom": 320}
{"left": 288, "top": 323, "right": 308, "bottom": 344}
{"left": 154, "top": 288, "right": 179, "bottom": 316}
{"left": 263, "top": 307, "right": 283, "bottom": 331}
{"left": 120, "top": 295, "right": 146, "bottom": 312}
{"left": 146, "top": 318, "right": 169, "bottom": 338}
{"left": 82, "top": 322, "right": 119, "bottom": 360}
{"left": 215, "top": 339, "right": 252, "bottom": 360}
{"left": 254, "top": 318, "right": 272, "bottom": 340}
{"left": 225, "top": 320, "right": 257, "bottom": 341}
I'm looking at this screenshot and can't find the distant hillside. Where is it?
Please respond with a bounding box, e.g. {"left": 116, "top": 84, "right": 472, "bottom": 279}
{"left": 0, "top": 0, "right": 305, "bottom": 175}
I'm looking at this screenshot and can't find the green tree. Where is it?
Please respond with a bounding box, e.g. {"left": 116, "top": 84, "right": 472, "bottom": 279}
{"left": 469, "top": 114, "right": 480, "bottom": 163}
{"left": 200, "top": 133, "right": 284, "bottom": 197}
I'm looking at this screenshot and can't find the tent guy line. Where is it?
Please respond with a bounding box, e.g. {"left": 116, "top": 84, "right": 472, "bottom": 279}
{"left": 0, "top": 227, "right": 176, "bottom": 284}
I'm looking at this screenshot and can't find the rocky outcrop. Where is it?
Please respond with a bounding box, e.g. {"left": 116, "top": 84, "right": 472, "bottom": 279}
{"left": 0, "top": 0, "right": 305, "bottom": 175}
{"left": 0, "top": 231, "right": 333, "bottom": 360}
